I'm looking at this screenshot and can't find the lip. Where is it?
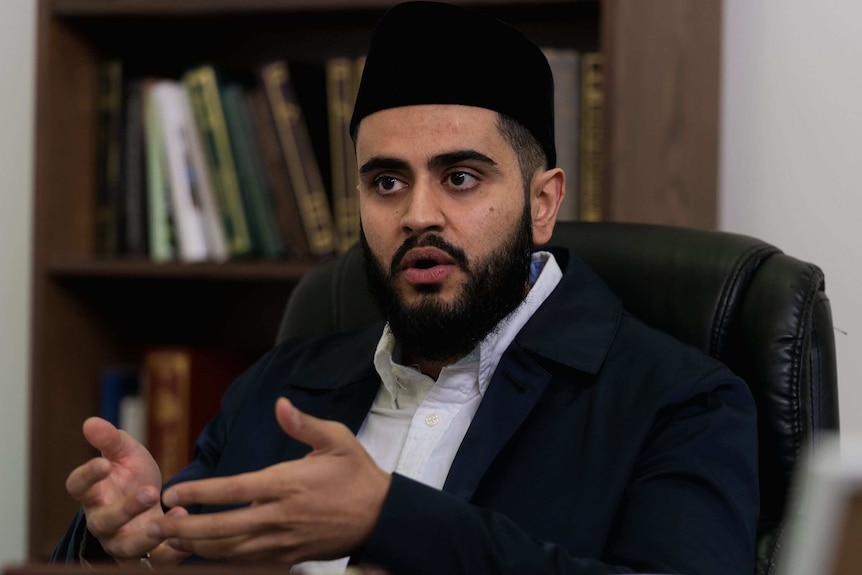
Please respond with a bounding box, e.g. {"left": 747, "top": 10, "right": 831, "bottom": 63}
{"left": 399, "top": 247, "right": 457, "bottom": 286}
{"left": 399, "top": 247, "right": 456, "bottom": 270}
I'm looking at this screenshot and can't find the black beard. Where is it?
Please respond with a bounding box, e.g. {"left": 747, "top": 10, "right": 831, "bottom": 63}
{"left": 360, "top": 204, "right": 534, "bottom": 364}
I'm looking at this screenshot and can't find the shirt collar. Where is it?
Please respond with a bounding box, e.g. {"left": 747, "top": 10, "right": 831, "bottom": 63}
{"left": 373, "top": 251, "right": 563, "bottom": 406}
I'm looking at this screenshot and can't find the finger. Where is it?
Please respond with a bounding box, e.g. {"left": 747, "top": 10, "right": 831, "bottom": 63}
{"left": 161, "top": 468, "right": 272, "bottom": 509}
{"left": 163, "top": 534, "right": 245, "bottom": 559}
{"left": 149, "top": 542, "right": 192, "bottom": 568}
{"left": 82, "top": 417, "right": 138, "bottom": 461}
{"left": 150, "top": 509, "right": 193, "bottom": 567}
{"left": 65, "top": 458, "right": 111, "bottom": 500}
{"left": 150, "top": 500, "right": 282, "bottom": 541}
{"left": 85, "top": 488, "right": 161, "bottom": 539}
{"left": 167, "top": 533, "right": 298, "bottom": 564}
{"left": 275, "top": 398, "right": 348, "bottom": 452}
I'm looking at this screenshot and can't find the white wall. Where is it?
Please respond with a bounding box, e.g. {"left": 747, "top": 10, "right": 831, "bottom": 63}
{"left": 0, "top": 0, "right": 35, "bottom": 565}
{"left": 720, "top": 1, "right": 862, "bottom": 434}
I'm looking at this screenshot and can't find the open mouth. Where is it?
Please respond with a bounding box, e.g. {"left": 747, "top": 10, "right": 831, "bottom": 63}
{"left": 400, "top": 247, "right": 456, "bottom": 270}
{"left": 400, "top": 247, "right": 457, "bottom": 285}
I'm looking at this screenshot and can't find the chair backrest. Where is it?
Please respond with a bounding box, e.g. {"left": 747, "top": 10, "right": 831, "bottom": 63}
{"left": 277, "top": 221, "right": 840, "bottom": 575}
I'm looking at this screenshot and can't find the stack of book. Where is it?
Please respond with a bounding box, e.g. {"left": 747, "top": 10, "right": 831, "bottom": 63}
{"left": 93, "top": 57, "right": 365, "bottom": 264}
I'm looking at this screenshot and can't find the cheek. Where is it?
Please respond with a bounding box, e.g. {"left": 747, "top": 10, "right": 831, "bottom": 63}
{"left": 360, "top": 208, "right": 395, "bottom": 261}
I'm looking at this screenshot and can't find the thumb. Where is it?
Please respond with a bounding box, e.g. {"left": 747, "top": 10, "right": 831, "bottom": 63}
{"left": 82, "top": 416, "right": 138, "bottom": 461}
{"left": 275, "top": 397, "right": 344, "bottom": 453}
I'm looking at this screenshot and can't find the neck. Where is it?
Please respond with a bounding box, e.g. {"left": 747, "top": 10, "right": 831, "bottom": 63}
{"left": 400, "top": 351, "right": 457, "bottom": 381}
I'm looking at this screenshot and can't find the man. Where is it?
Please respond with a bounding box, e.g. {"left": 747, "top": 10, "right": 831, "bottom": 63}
{"left": 54, "top": 2, "right": 759, "bottom": 574}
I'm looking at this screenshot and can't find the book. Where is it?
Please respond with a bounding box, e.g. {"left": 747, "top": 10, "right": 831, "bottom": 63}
{"left": 93, "top": 59, "right": 124, "bottom": 257}
{"left": 120, "top": 77, "right": 149, "bottom": 257}
{"left": 142, "top": 79, "right": 176, "bottom": 263}
{"left": 143, "top": 347, "right": 254, "bottom": 481}
{"left": 542, "top": 47, "right": 581, "bottom": 222}
{"left": 98, "top": 365, "right": 141, "bottom": 430}
{"left": 579, "top": 52, "right": 604, "bottom": 222}
{"left": 247, "top": 87, "right": 310, "bottom": 259}
{"left": 150, "top": 79, "right": 226, "bottom": 262}
{"left": 183, "top": 64, "right": 253, "bottom": 259}
{"left": 326, "top": 56, "right": 361, "bottom": 253}
{"left": 221, "top": 82, "right": 285, "bottom": 259}
{"left": 260, "top": 60, "right": 337, "bottom": 259}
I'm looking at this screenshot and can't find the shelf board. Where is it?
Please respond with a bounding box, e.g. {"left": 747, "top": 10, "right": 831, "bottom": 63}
{"left": 51, "top": 0, "right": 584, "bottom": 17}
{"left": 47, "top": 258, "right": 320, "bottom": 282}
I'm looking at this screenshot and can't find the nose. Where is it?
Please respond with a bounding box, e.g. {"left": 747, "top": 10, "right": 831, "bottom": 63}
{"left": 400, "top": 177, "right": 445, "bottom": 235}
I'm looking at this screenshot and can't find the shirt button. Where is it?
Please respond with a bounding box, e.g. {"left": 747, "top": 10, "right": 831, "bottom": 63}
{"left": 425, "top": 413, "right": 440, "bottom": 427}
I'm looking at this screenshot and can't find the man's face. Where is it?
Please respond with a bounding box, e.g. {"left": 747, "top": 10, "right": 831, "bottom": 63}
{"left": 355, "top": 105, "right": 535, "bottom": 362}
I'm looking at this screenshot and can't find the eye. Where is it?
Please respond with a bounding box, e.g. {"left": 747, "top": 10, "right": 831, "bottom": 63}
{"left": 445, "top": 171, "right": 479, "bottom": 191}
{"left": 372, "top": 175, "right": 408, "bottom": 195}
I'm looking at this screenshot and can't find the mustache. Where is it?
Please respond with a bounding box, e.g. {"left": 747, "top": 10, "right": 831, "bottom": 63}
{"left": 389, "top": 234, "right": 469, "bottom": 275}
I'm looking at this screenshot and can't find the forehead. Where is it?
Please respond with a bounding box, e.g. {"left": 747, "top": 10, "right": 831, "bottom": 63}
{"left": 355, "top": 104, "right": 509, "bottom": 161}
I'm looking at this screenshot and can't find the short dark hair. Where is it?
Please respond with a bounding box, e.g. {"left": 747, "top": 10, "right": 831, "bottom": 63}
{"left": 496, "top": 113, "right": 548, "bottom": 192}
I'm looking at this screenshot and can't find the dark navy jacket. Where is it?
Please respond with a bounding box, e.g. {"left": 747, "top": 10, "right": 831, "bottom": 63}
{"left": 54, "top": 248, "right": 759, "bottom": 575}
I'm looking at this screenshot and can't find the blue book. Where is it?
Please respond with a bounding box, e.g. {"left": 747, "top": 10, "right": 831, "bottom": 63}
{"left": 98, "top": 365, "right": 141, "bottom": 428}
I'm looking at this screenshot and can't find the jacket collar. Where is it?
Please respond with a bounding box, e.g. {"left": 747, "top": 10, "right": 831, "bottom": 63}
{"left": 279, "top": 245, "right": 621, "bottom": 391}
{"left": 516, "top": 246, "right": 621, "bottom": 374}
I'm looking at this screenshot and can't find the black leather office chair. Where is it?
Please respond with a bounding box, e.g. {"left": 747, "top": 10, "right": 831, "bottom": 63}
{"left": 277, "top": 221, "right": 840, "bottom": 575}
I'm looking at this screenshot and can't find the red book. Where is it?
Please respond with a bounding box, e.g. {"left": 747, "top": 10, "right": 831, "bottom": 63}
{"left": 143, "top": 346, "right": 256, "bottom": 481}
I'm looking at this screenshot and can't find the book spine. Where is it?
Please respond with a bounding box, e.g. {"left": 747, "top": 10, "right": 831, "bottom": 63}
{"left": 326, "top": 57, "right": 360, "bottom": 253}
{"left": 579, "top": 53, "right": 604, "bottom": 222}
{"left": 144, "top": 349, "right": 191, "bottom": 482}
{"left": 543, "top": 47, "right": 581, "bottom": 222}
{"left": 143, "top": 80, "right": 176, "bottom": 262}
{"left": 93, "top": 59, "right": 123, "bottom": 257}
{"left": 122, "top": 78, "right": 149, "bottom": 257}
{"left": 261, "top": 61, "right": 337, "bottom": 259}
{"left": 247, "top": 88, "right": 310, "bottom": 259}
{"left": 179, "top": 74, "right": 230, "bottom": 262}
{"left": 222, "top": 83, "right": 285, "bottom": 259}
{"left": 150, "top": 81, "right": 210, "bottom": 262}
{"left": 183, "top": 66, "right": 252, "bottom": 258}
{"left": 98, "top": 365, "right": 140, "bottom": 429}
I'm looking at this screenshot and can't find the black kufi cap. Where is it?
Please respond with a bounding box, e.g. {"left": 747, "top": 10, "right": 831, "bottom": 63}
{"left": 350, "top": 1, "right": 556, "bottom": 167}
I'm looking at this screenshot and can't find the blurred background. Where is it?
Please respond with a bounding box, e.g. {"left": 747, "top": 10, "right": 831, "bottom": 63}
{"left": 1, "top": 0, "right": 860, "bottom": 565}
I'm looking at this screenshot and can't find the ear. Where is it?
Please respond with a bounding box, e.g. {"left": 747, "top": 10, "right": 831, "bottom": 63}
{"left": 530, "top": 167, "right": 565, "bottom": 246}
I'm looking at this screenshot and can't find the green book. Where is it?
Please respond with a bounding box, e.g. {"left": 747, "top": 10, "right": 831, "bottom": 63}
{"left": 183, "top": 64, "right": 253, "bottom": 258}
{"left": 221, "top": 83, "right": 284, "bottom": 259}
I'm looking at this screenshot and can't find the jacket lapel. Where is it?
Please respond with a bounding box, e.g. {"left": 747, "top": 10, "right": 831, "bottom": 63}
{"left": 442, "top": 248, "right": 621, "bottom": 501}
{"left": 443, "top": 344, "right": 551, "bottom": 500}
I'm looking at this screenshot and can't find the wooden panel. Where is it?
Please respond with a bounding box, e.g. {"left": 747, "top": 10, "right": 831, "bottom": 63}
{"left": 28, "top": 1, "right": 103, "bottom": 559}
{"left": 602, "top": 0, "right": 720, "bottom": 229}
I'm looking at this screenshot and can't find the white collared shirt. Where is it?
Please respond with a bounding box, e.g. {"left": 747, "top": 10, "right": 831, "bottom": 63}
{"left": 296, "top": 251, "right": 563, "bottom": 574}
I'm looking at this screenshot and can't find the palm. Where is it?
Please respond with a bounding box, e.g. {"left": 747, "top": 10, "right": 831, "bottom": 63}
{"left": 65, "top": 417, "right": 165, "bottom": 557}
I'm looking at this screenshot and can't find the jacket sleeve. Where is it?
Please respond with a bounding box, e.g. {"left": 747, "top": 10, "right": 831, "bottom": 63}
{"left": 358, "top": 371, "right": 759, "bottom": 575}
{"left": 51, "top": 508, "right": 115, "bottom": 564}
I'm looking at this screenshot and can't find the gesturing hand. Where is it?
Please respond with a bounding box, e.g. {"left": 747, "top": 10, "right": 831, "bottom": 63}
{"left": 148, "top": 397, "right": 393, "bottom": 564}
{"left": 65, "top": 417, "right": 189, "bottom": 565}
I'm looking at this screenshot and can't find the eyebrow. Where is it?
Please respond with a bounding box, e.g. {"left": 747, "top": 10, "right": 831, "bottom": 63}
{"left": 428, "top": 150, "right": 498, "bottom": 171}
{"left": 359, "top": 149, "right": 499, "bottom": 177}
{"left": 359, "top": 157, "right": 410, "bottom": 176}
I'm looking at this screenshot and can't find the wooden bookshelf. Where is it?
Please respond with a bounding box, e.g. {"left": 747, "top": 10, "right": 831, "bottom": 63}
{"left": 28, "top": 0, "right": 721, "bottom": 560}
